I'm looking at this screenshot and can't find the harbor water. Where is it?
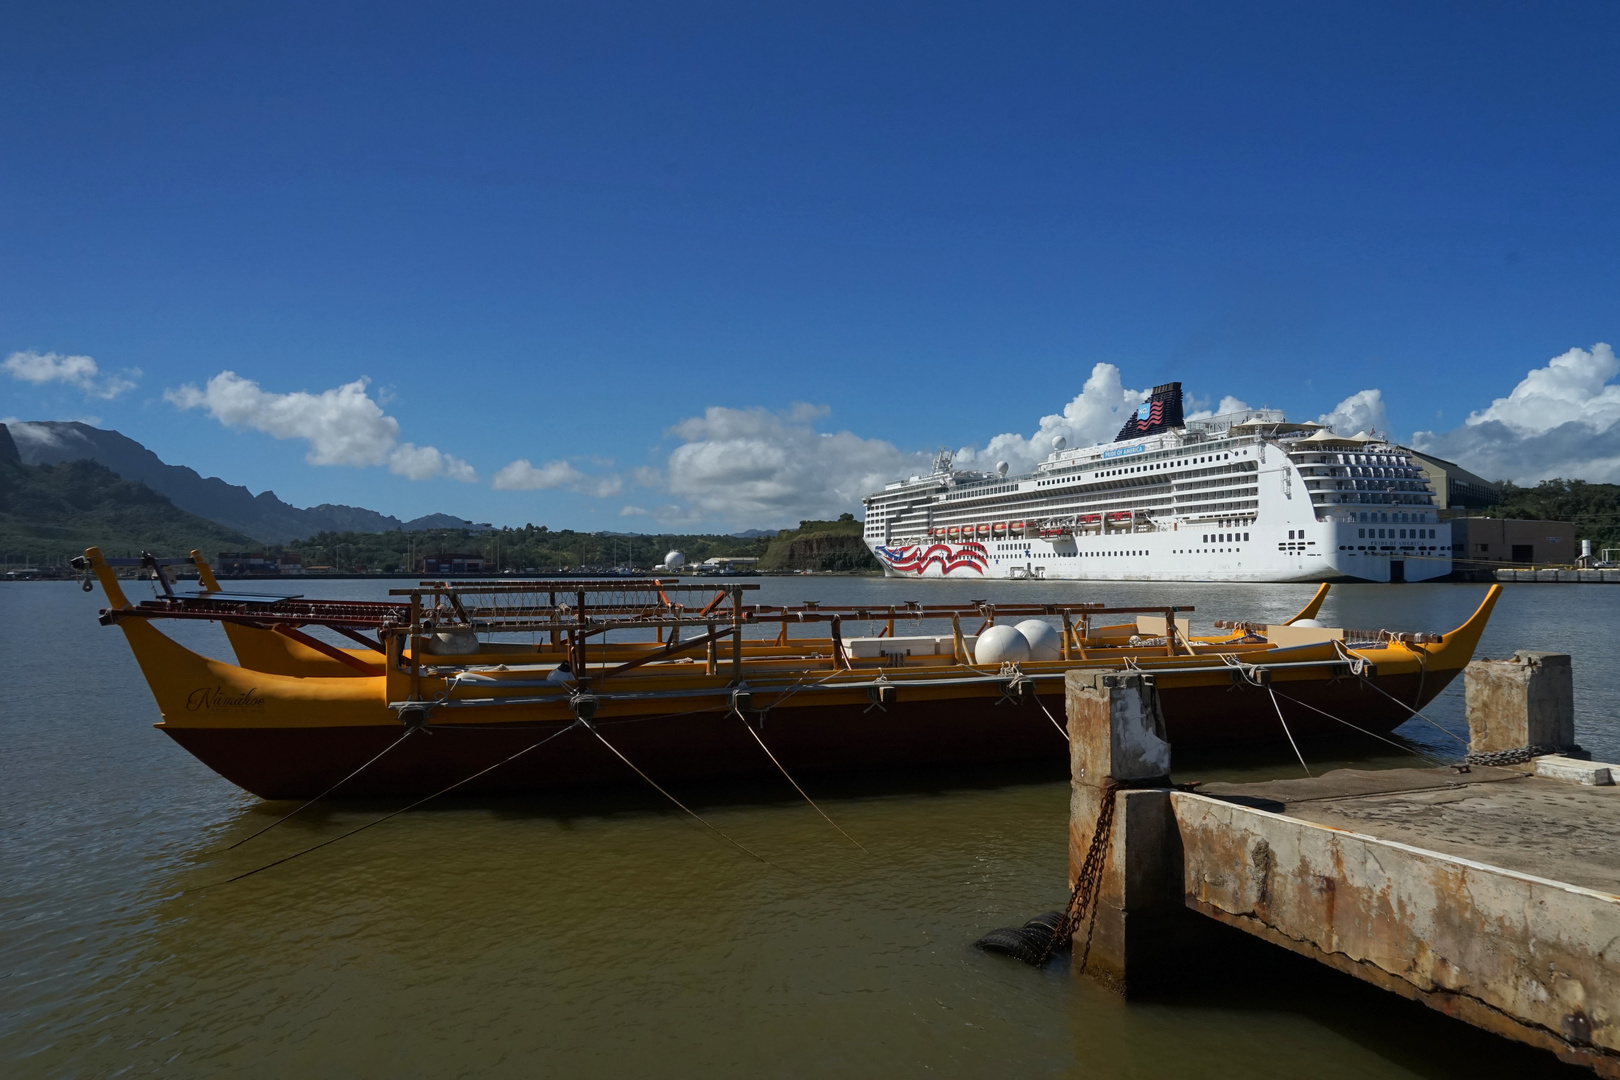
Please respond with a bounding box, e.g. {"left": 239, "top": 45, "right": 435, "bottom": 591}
{"left": 4, "top": 578, "right": 1615, "bottom": 1078}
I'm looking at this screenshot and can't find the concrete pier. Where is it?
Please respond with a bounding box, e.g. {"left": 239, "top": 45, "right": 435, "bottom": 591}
{"left": 1067, "top": 654, "right": 1620, "bottom": 1075}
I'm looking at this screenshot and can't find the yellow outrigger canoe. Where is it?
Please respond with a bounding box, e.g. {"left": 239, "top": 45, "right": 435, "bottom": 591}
{"left": 78, "top": 547, "right": 1500, "bottom": 798}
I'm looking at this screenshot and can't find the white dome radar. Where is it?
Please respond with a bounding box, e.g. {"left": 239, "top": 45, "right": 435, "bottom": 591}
{"left": 996, "top": 460, "right": 1009, "bottom": 477}
{"left": 1052, "top": 435, "right": 1067, "bottom": 451}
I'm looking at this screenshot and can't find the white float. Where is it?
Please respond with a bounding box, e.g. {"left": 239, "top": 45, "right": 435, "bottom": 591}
{"left": 1014, "top": 619, "right": 1063, "bottom": 661}
{"left": 974, "top": 623, "right": 1031, "bottom": 665}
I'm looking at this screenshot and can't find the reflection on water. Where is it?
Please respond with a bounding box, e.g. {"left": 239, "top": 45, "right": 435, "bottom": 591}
{"left": 3, "top": 578, "right": 1610, "bottom": 1077}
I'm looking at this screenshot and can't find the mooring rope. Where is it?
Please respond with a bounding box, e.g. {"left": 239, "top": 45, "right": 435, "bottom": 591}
{"left": 1332, "top": 640, "right": 1466, "bottom": 746}
{"left": 1267, "top": 687, "right": 1449, "bottom": 768}
{"left": 763, "top": 666, "right": 856, "bottom": 712}
{"left": 1036, "top": 696, "right": 1070, "bottom": 743}
{"left": 1267, "top": 687, "right": 1313, "bottom": 777}
{"left": 733, "top": 706, "right": 865, "bottom": 851}
{"left": 583, "top": 722, "right": 776, "bottom": 867}
{"left": 207, "top": 721, "right": 583, "bottom": 888}
{"left": 225, "top": 726, "right": 420, "bottom": 851}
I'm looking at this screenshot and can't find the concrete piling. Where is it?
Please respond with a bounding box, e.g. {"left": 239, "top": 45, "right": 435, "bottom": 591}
{"left": 1064, "top": 670, "right": 1184, "bottom": 993}
{"left": 1464, "top": 650, "right": 1575, "bottom": 755}
{"left": 1064, "top": 652, "right": 1620, "bottom": 1074}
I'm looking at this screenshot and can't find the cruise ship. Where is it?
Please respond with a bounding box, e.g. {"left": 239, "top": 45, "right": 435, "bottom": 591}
{"left": 861, "top": 382, "right": 1449, "bottom": 583}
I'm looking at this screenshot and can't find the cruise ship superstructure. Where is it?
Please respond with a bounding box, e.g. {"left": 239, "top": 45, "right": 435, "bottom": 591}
{"left": 862, "top": 382, "right": 1449, "bottom": 583}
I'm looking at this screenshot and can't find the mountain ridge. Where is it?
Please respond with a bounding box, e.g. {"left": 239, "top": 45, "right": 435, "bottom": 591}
{"left": 0, "top": 448, "right": 260, "bottom": 557}
{"left": 7, "top": 421, "right": 483, "bottom": 545}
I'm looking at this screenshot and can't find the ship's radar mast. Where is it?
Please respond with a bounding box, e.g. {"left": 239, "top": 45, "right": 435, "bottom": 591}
{"left": 931, "top": 447, "right": 955, "bottom": 475}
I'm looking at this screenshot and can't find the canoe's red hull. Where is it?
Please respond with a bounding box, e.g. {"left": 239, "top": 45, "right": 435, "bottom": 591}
{"left": 161, "top": 671, "right": 1452, "bottom": 799}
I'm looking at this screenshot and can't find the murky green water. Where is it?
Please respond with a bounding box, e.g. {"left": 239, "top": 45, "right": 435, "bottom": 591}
{"left": 4, "top": 578, "right": 1612, "bottom": 1077}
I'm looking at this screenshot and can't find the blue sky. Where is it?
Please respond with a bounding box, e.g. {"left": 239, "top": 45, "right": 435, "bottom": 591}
{"left": 4, "top": 2, "right": 1619, "bottom": 529}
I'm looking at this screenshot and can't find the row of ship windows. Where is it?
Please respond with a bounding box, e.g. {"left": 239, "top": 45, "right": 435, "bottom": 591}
{"left": 925, "top": 484, "right": 1253, "bottom": 526}
{"left": 1294, "top": 454, "right": 1410, "bottom": 468}
{"left": 991, "top": 550, "right": 1150, "bottom": 559}
{"left": 1341, "top": 546, "right": 1443, "bottom": 552}
{"left": 946, "top": 483, "right": 1017, "bottom": 501}
{"left": 1037, "top": 453, "right": 1238, "bottom": 488}
{"left": 900, "top": 497, "right": 1259, "bottom": 535}
{"left": 1363, "top": 528, "right": 1437, "bottom": 539}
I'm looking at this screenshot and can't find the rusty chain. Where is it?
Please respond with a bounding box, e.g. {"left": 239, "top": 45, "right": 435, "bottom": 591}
{"left": 1462, "top": 743, "right": 1579, "bottom": 768}
{"left": 1036, "top": 779, "right": 1120, "bottom": 968}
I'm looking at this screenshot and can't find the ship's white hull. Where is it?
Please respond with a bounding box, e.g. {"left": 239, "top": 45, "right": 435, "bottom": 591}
{"left": 870, "top": 523, "right": 1451, "bottom": 584}
{"left": 863, "top": 389, "right": 1453, "bottom": 586}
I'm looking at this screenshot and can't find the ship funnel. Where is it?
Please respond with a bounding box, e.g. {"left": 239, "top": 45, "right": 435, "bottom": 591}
{"left": 1114, "top": 382, "right": 1184, "bottom": 442}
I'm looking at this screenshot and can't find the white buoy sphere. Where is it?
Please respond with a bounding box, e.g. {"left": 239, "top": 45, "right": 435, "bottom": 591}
{"left": 1292, "top": 618, "right": 1324, "bottom": 628}
{"left": 1014, "top": 619, "right": 1063, "bottom": 661}
{"left": 974, "top": 623, "right": 1031, "bottom": 665}
{"left": 663, "top": 550, "right": 685, "bottom": 569}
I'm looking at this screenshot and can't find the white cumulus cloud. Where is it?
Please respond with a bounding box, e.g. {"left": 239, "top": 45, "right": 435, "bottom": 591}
{"left": 663, "top": 403, "right": 920, "bottom": 526}
{"left": 1185, "top": 395, "right": 1254, "bottom": 421}
{"left": 164, "top": 370, "right": 473, "bottom": 480}
{"left": 491, "top": 458, "right": 621, "bottom": 496}
{"left": 388, "top": 442, "right": 478, "bottom": 483}
{"left": 585, "top": 354, "right": 1620, "bottom": 529}
{"left": 1465, "top": 343, "right": 1620, "bottom": 435}
{"left": 951, "top": 363, "right": 1144, "bottom": 475}
{"left": 1412, "top": 343, "right": 1620, "bottom": 483}
{"left": 4, "top": 351, "right": 138, "bottom": 399}
{"left": 492, "top": 459, "right": 582, "bottom": 490}
{"left": 1317, "top": 388, "right": 1389, "bottom": 435}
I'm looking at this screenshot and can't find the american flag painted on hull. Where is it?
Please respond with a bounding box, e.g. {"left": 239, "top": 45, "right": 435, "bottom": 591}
{"left": 875, "top": 542, "right": 988, "bottom": 575}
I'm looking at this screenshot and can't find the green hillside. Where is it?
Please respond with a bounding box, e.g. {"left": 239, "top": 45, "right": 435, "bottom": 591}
{"left": 1485, "top": 479, "right": 1620, "bottom": 553}
{"left": 274, "top": 524, "right": 768, "bottom": 573}
{"left": 0, "top": 453, "right": 260, "bottom": 565}
{"left": 759, "top": 514, "right": 879, "bottom": 572}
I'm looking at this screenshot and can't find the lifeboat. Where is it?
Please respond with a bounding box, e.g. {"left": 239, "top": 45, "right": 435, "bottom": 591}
{"left": 991, "top": 522, "right": 1007, "bottom": 538}
{"left": 1038, "top": 524, "right": 1072, "bottom": 539}
{"left": 976, "top": 524, "right": 991, "bottom": 537}
{"left": 947, "top": 526, "right": 961, "bottom": 539}
{"left": 1079, "top": 514, "right": 1101, "bottom": 526}
{"left": 1010, "top": 521, "right": 1025, "bottom": 537}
